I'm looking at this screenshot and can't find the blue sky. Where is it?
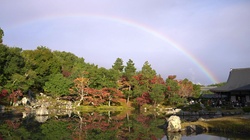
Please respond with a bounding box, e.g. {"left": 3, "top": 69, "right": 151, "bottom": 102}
{"left": 1, "top": 0, "right": 250, "bottom": 85}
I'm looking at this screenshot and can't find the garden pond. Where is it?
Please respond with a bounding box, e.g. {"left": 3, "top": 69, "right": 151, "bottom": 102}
{"left": 0, "top": 109, "right": 250, "bottom": 140}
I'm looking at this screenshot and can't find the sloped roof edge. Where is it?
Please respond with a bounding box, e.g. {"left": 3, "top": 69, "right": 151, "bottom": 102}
{"left": 210, "top": 68, "right": 250, "bottom": 93}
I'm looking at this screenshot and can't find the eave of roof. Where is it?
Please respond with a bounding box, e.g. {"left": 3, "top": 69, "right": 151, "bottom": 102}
{"left": 210, "top": 68, "right": 250, "bottom": 93}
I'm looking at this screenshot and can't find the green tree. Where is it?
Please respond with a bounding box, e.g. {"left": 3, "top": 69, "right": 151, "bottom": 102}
{"left": 209, "top": 82, "right": 226, "bottom": 87}
{"left": 150, "top": 84, "right": 166, "bottom": 106}
{"left": 53, "top": 51, "right": 80, "bottom": 77}
{"left": 88, "top": 67, "right": 118, "bottom": 89}
{"left": 111, "top": 58, "right": 124, "bottom": 87}
{"left": 0, "top": 27, "right": 4, "bottom": 44}
{"left": 43, "top": 73, "right": 73, "bottom": 97}
{"left": 21, "top": 46, "right": 61, "bottom": 91}
{"left": 124, "top": 59, "right": 136, "bottom": 80}
{"left": 112, "top": 58, "right": 124, "bottom": 73}
{"left": 192, "top": 84, "right": 201, "bottom": 98}
{"left": 1, "top": 46, "right": 25, "bottom": 91}
{"left": 123, "top": 59, "right": 136, "bottom": 103}
{"left": 0, "top": 44, "right": 9, "bottom": 84}
{"left": 140, "top": 61, "right": 156, "bottom": 79}
{"left": 133, "top": 74, "right": 148, "bottom": 98}
{"left": 4, "top": 47, "right": 25, "bottom": 76}
{"left": 139, "top": 61, "right": 156, "bottom": 90}
{"left": 108, "top": 68, "right": 121, "bottom": 88}
{"left": 133, "top": 61, "right": 157, "bottom": 104}
{"left": 69, "top": 57, "right": 89, "bottom": 80}
{"left": 6, "top": 73, "right": 29, "bottom": 92}
{"left": 165, "top": 75, "right": 180, "bottom": 105}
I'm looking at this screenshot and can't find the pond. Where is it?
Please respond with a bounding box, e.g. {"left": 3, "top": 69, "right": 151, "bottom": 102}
{"left": 0, "top": 109, "right": 249, "bottom": 140}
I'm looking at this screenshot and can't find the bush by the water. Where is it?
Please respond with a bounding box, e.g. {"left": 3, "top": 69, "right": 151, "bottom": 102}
{"left": 182, "top": 103, "right": 202, "bottom": 112}
{"left": 242, "top": 107, "right": 250, "bottom": 112}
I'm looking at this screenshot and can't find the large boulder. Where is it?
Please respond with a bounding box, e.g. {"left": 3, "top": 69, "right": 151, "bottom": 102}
{"left": 36, "top": 105, "right": 49, "bottom": 116}
{"left": 35, "top": 116, "right": 49, "bottom": 123}
{"left": 167, "top": 115, "right": 181, "bottom": 132}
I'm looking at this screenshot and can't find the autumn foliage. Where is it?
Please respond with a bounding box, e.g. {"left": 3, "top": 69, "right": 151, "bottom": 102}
{"left": 136, "top": 92, "right": 152, "bottom": 106}
{"left": 0, "top": 37, "right": 200, "bottom": 107}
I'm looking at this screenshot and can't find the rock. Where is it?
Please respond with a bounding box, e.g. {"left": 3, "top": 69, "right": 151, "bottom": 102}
{"left": 0, "top": 105, "right": 5, "bottom": 113}
{"left": 167, "top": 115, "right": 181, "bottom": 132}
{"left": 198, "top": 117, "right": 207, "bottom": 121}
{"left": 22, "top": 112, "right": 27, "bottom": 118}
{"left": 186, "top": 125, "right": 207, "bottom": 135}
{"left": 35, "top": 115, "right": 48, "bottom": 123}
{"left": 36, "top": 105, "right": 49, "bottom": 116}
{"left": 21, "top": 97, "right": 29, "bottom": 106}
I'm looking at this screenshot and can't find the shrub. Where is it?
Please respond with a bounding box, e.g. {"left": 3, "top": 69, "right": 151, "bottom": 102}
{"left": 242, "top": 107, "right": 250, "bottom": 112}
{"left": 182, "top": 103, "right": 202, "bottom": 112}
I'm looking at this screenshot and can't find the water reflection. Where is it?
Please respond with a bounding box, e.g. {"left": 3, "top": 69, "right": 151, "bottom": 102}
{"left": 179, "top": 134, "right": 228, "bottom": 140}
{"left": 0, "top": 110, "right": 249, "bottom": 140}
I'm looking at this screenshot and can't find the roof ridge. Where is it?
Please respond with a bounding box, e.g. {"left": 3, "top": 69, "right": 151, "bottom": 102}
{"left": 231, "top": 67, "right": 250, "bottom": 70}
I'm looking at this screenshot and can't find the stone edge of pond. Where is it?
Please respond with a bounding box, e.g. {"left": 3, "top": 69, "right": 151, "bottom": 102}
{"left": 181, "top": 115, "right": 250, "bottom": 135}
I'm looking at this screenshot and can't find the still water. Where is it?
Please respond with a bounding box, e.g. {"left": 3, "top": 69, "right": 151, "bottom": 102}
{"left": 0, "top": 109, "right": 249, "bottom": 140}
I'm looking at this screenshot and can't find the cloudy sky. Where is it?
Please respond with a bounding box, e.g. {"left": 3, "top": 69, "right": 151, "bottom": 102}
{"left": 1, "top": 0, "right": 250, "bottom": 85}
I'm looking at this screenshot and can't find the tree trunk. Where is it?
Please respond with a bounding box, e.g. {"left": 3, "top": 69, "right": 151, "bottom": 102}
{"left": 127, "top": 85, "right": 131, "bottom": 104}
{"left": 77, "top": 111, "right": 83, "bottom": 140}
{"left": 78, "top": 95, "right": 84, "bottom": 106}
{"left": 127, "top": 96, "right": 130, "bottom": 104}
{"left": 154, "top": 101, "right": 157, "bottom": 107}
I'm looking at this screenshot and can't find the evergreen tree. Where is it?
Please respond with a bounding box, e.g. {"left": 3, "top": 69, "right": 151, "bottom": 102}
{"left": 124, "top": 59, "right": 136, "bottom": 80}
{"left": 43, "top": 73, "right": 73, "bottom": 97}
{"left": 53, "top": 51, "right": 80, "bottom": 76}
{"left": 0, "top": 28, "right": 4, "bottom": 44}
{"left": 112, "top": 58, "right": 124, "bottom": 73}
{"left": 140, "top": 61, "right": 156, "bottom": 80}
{"left": 138, "top": 61, "right": 157, "bottom": 90}
{"left": 1, "top": 46, "right": 25, "bottom": 91}
{"left": 21, "top": 46, "right": 61, "bottom": 91}
{"left": 123, "top": 59, "right": 136, "bottom": 103}
{"left": 0, "top": 44, "right": 8, "bottom": 85}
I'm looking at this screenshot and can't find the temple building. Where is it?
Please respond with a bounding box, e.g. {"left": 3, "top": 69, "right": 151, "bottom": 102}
{"left": 210, "top": 68, "right": 250, "bottom": 106}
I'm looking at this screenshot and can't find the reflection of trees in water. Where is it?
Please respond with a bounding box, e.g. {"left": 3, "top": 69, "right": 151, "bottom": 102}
{"left": 71, "top": 111, "right": 167, "bottom": 140}
{"left": 72, "top": 111, "right": 124, "bottom": 140}
{"left": 126, "top": 114, "right": 165, "bottom": 140}
{"left": 0, "top": 113, "right": 41, "bottom": 140}
{"left": 0, "top": 111, "right": 169, "bottom": 140}
{"left": 2, "top": 110, "right": 248, "bottom": 140}
{"left": 40, "top": 119, "right": 72, "bottom": 140}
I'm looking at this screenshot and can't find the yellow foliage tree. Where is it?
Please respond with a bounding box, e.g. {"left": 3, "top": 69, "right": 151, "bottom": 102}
{"left": 70, "top": 72, "right": 89, "bottom": 106}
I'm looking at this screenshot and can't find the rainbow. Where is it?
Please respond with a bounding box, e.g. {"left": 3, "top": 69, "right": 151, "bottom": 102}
{"left": 8, "top": 13, "right": 219, "bottom": 84}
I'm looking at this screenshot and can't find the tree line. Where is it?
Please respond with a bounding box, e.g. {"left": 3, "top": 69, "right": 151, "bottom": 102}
{"left": 0, "top": 28, "right": 201, "bottom": 107}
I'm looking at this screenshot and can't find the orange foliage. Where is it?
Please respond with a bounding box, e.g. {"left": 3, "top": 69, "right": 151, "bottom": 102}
{"left": 177, "top": 80, "right": 193, "bottom": 98}
{"left": 168, "top": 75, "right": 176, "bottom": 79}
{"left": 150, "top": 76, "right": 165, "bottom": 84}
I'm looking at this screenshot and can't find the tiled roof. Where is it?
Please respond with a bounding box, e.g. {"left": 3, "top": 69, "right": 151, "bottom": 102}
{"left": 210, "top": 68, "right": 250, "bottom": 92}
